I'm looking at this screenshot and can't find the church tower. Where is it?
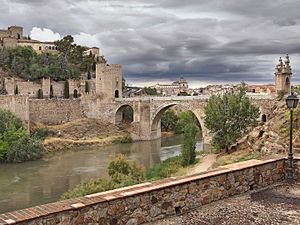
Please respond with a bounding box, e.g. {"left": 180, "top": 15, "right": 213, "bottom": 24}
{"left": 275, "top": 54, "right": 292, "bottom": 95}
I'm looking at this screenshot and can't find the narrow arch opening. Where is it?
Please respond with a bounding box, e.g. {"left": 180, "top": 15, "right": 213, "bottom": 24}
{"left": 285, "top": 77, "right": 290, "bottom": 94}
{"left": 261, "top": 114, "right": 267, "bottom": 123}
{"left": 73, "top": 89, "right": 78, "bottom": 98}
{"left": 115, "top": 90, "right": 119, "bottom": 98}
{"left": 115, "top": 105, "right": 134, "bottom": 125}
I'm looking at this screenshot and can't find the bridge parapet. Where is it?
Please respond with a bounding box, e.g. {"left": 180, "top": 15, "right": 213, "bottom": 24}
{"left": 116, "top": 94, "right": 274, "bottom": 102}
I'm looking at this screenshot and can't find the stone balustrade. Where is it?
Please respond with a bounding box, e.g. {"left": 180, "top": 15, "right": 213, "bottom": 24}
{"left": 0, "top": 157, "right": 299, "bottom": 225}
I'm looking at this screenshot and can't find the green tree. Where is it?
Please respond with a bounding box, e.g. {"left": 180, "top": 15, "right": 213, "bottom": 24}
{"left": 50, "top": 85, "right": 54, "bottom": 99}
{"left": 14, "top": 85, "right": 19, "bottom": 95}
{"left": 63, "top": 81, "right": 69, "bottom": 98}
{"left": 161, "top": 109, "right": 178, "bottom": 132}
{"left": 87, "top": 70, "right": 91, "bottom": 80}
{"left": 37, "top": 89, "right": 43, "bottom": 99}
{"left": 204, "top": 85, "right": 259, "bottom": 152}
{"left": 143, "top": 87, "right": 157, "bottom": 96}
{"left": 175, "top": 111, "right": 200, "bottom": 134}
{"left": 54, "top": 35, "right": 74, "bottom": 58}
{"left": 85, "top": 81, "right": 89, "bottom": 94}
{"left": 177, "top": 91, "right": 190, "bottom": 96}
{"left": 181, "top": 123, "right": 198, "bottom": 166}
{"left": 122, "top": 106, "right": 133, "bottom": 123}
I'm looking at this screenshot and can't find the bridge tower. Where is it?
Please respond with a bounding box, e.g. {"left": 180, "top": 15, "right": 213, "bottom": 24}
{"left": 96, "top": 63, "right": 123, "bottom": 102}
{"left": 275, "top": 54, "right": 292, "bottom": 95}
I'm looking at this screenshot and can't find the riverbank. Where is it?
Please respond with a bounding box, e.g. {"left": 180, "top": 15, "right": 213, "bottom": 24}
{"left": 0, "top": 134, "right": 187, "bottom": 213}
{"left": 37, "top": 118, "right": 132, "bottom": 152}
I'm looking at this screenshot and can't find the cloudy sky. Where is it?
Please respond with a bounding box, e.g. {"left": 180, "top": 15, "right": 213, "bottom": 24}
{"left": 1, "top": 0, "right": 300, "bottom": 87}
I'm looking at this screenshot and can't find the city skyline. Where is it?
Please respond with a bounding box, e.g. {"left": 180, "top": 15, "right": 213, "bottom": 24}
{"left": 1, "top": 0, "right": 300, "bottom": 87}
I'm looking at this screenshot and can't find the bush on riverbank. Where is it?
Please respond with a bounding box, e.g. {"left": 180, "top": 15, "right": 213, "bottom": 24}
{"left": 0, "top": 109, "right": 43, "bottom": 163}
{"left": 146, "top": 156, "right": 182, "bottom": 180}
{"left": 112, "top": 135, "right": 133, "bottom": 144}
{"left": 61, "top": 154, "right": 145, "bottom": 199}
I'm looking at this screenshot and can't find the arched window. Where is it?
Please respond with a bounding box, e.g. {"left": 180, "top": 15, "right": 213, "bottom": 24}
{"left": 115, "top": 90, "right": 119, "bottom": 98}
{"left": 17, "top": 33, "right": 21, "bottom": 39}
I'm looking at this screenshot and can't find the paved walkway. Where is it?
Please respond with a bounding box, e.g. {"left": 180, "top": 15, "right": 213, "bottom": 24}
{"left": 147, "top": 182, "right": 300, "bottom": 225}
{"left": 188, "top": 154, "right": 217, "bottom": 175}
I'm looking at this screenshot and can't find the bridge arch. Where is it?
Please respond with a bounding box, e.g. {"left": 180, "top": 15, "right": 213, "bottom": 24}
{"left": 150, "top": 103, "right": 205, "bottom": 140}
{"left": 115, "top": 104, "right": 134, "bottom": 125}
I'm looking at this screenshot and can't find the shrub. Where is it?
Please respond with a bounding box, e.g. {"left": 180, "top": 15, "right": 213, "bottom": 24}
{"left": 108, "top": 154, "right": 145, "bottom": 185}
{"left": 31, "top": 127, "right": 50, "bottom": 140}
{"left": 61, "top": 178, "right": 115, "bottom": 200}
{"left": 4, "top": 134, "right": 43, "bottom": 163}
{"left": 112, "top": 135, "right": 133, "bottom": 144}
{"left": 0, "top": 109, "right": 23, "bottom": 135}
{"left": 62, "top": 154, "right": 145, "bottom": 199}
{"left": 0, "top": 110, "right": 43, "bottom": 163}
{"left": 146, "top": 156, "right": 182, "bottom": 180}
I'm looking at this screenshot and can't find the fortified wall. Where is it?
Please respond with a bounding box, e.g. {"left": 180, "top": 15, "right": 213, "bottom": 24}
{"left": 0, "top": 157, "right": 298, "bottom": 225}
{"left": 0, "top": 95, "right": 84, "bottom": 127}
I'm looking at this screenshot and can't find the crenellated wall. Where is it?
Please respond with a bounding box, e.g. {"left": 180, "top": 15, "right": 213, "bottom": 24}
{"left": 0, "top": 158, "right": 298, "bottom": 225}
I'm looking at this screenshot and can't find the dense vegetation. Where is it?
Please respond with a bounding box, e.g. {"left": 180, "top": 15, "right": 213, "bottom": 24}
{"left": 161, "top": 110, "right": 201, "bottom": 134}
{"left": 204, "top": 84, "right": 259, "bottom": 151}
{"left": 0, "top": 35, "right": 96, "bottom": 81}
{"left": 61, "top": 154, "right": 145, "bottom": 199}
{"left": 0, "top": 109, "right": 43, "bottom": 163}
{"left": 143, "top": 87, "right": 158, "bottom": 95}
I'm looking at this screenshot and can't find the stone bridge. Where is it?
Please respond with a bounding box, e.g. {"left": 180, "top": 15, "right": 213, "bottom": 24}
{"left": 100, "top": 94, "right": 276, "bottom": 144}
{"left": 0, "top": 94, "right": 276, "bottom": 144}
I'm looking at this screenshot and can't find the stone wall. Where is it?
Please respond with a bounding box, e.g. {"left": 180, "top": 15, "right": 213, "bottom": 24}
{"left": 0, "top": 95, "right": 29, "bottom": 124}
{"left": 0, "top": 158, "right": 298, "bottom": 225}
{"left": 28, "top": 99, "right": 83, "bottom": 125}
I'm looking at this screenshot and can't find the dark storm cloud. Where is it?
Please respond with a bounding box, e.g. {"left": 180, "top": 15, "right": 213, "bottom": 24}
{"left": 1, "top": 0, "right": 300, "bottom": 86}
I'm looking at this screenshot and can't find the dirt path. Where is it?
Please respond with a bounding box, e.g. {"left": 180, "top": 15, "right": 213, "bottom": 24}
{"left": 188, "top": 154, "right": 217, "bottom": 175}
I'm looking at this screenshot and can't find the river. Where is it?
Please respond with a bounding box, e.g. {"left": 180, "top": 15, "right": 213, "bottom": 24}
{"left": 0, "top": 135, "right": 203, "bottom": 214}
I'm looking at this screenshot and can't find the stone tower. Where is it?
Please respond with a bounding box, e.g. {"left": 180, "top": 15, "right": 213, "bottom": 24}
{"left": 8, "top": 26, "right": 23, "bottom": 40}
{"left": 275, "top": 54, "right": 292, "bottom": 95}
{"left": 96, "top": 63, "right": 123, "bottom": 102}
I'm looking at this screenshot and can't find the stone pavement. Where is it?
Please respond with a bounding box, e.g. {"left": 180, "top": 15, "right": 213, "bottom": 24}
{"left": 147, "top": 182, "right": 300, "bottom": 225}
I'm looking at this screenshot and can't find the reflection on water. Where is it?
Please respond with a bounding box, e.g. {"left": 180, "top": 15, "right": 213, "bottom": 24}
{"left": 0, "top": 134, "right": 203, "bottom": 213}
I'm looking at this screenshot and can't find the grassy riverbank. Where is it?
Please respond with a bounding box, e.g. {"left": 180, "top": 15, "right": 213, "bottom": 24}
{"left": 37, "top": 118, "right": 132, "bottom": 152}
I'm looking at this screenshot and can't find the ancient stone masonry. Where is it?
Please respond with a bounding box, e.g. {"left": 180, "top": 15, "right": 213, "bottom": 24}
{"left": 0, "top": 158, "right": 298, "bottom": 225}
{"left": 29, "top": 99, "right": 83, "bottom": 125}
{"left": 275, "top": 54, "right": 292, "bottom": 95}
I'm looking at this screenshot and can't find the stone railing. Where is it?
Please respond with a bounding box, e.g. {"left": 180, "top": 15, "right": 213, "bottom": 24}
{"left": 0, "top": 157, "right": 299, "bottom": 225}
{"left": 116, "top": 93, "right": 274, "bottom": 102}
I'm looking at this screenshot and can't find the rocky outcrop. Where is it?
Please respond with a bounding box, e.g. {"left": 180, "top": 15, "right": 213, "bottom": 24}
{"left": 233, "top": 100, "right": 300, "bottom": 154}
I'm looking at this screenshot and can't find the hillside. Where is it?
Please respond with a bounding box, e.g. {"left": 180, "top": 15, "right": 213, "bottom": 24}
{"left": 232, "top": 99, "right": 300, "bottom": 155}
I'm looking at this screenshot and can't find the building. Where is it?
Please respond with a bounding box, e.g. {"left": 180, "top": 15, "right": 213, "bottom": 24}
{"left": 247, "top": 84, "right": 276, "bottom": 94}
{"left": 0, "top": 25, "right": 122, "bottom": 101}
{"left": 153, "top": 77, "right": 190, "bottom": 96}
{"left": 0, "top": 25, "right": 59, "bottom": 53}
{"left": 275, "top": 54, "right": 292, "bottom": 95}
{"left": 201, "top": 84, "right": 240, "bottom": 95}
